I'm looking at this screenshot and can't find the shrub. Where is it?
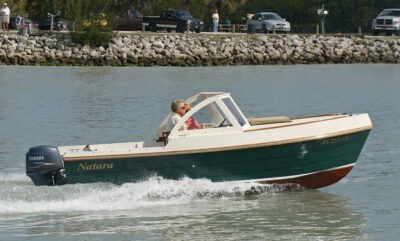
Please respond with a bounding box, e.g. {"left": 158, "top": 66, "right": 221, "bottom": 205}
{"left": 71, "top": 23, "right": 114, "bottom": 47}
{"left": 64, "top": 0, "right": 115, "bottom": 47}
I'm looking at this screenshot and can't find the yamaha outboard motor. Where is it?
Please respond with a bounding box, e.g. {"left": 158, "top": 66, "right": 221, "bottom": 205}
{"left": 26, "top": 145, "right": 66, "bottom": 186}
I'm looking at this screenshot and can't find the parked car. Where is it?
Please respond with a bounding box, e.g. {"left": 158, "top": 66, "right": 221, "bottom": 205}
{"left": 246, "top": 12, "right": 291, "bottom": 33}
{"left": 111, "top": 10, "right": 143, "bottom": 30}
{"left": 144, "top": 9, "right": 203, "bottom": 33}
{"left": 372, "top": 9, "right": 400, "bottom": 36}
{"left": 37, "top": 17, "right": 68, "bottom": 31}
{"left": 22, "top": 18, "right": 39, "bottom": 29}
{"left": 9, "top": 17, "right": 39, "bottom": 29}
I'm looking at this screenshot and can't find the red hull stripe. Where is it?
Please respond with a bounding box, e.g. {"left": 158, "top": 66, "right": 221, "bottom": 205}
{"left": 257, "top": 165, "right": 355, "bottom": 189}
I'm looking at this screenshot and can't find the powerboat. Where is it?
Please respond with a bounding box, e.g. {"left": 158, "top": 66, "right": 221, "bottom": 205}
{"left": 26, "top": 92, "right": 372, "bottom": 188}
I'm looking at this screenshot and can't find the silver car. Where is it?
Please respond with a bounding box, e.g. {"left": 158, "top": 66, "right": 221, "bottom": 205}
{"left": 247, "top": 12, "right": 291, "bottom": 33}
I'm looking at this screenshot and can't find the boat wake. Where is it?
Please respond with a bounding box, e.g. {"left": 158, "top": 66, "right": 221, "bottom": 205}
{"left": 133, "top": 176, "right": 303, "bottom": 200}
{"left": 0, "top": 172, "right": 31, "bottom": 183}
{"left": 0, "top": 172, "right": 303, "bottom": 215}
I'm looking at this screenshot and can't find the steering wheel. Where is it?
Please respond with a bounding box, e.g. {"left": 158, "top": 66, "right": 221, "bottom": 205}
{"left": 218, "top": 118, "right": 226, "bottom": 127}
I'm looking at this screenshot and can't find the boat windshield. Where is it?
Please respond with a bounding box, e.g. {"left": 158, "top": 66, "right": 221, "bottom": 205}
{"left": 182, "top": 100, "right": 232, "bottom": 130}
{"left": 222, "top": 98, "right": 246, "bottom": 126}
{"left": 379, "top": 10, "right": 400, "bottom": 17}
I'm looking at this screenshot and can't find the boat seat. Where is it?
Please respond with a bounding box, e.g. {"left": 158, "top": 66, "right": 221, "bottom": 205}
{"left": 247, "top": 116, "right": 291, "bottom": 125}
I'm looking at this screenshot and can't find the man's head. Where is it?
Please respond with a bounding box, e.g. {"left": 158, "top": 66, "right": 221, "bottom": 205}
{"left": 3, "top": 3, "right": 7, "bottom": 7}
{"left": 171, "top": 99, "right": 186, "bottom": 116}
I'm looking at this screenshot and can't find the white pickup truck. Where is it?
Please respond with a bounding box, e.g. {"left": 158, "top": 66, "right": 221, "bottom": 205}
{"left": 372, "top": 9, "right": 400, "bottom": 36}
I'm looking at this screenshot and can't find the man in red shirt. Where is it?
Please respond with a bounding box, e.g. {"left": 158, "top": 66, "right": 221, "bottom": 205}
{"left": 184, "top": 105, "right": 201, "bottom": 129}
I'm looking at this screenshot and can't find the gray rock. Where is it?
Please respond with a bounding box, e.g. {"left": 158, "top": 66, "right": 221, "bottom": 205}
{"left": 45, "top": 39, "right": 57, "bottom": 47}
{"left": 56, "top": 51, "right": 64, "bottom": 58}
{"left": 257, "top": 36, "right": 269, "bottom": 44}
{"left": 0, "top": 32, "right": 397, "bottom": 66}
{"left": 112, "top": 38, "right": 123, "bottom": 46}
{"left": 152, "top": 41, "right": 165, "bottom": 49}
{"left": 64, "top": 51, "right": 72, "bottom": 58}
{"left": 25, "top": 48, "right": 32, "bottom": 55}
{"left": 192, "top": 48, "right": 207, "bottom": 56}
{"left": 90, "top": 50, "right": 98, "bottom": 57}
{"left": 49, "top": 50, "right": 56, "bottom": 59}
{"left": 142, "top": 42, "right": 151, "bottom": 50}
{"left": 254, "top": 53, "right": 264, "bottom": 63}
{"left": 292, "top": 39, "right": 303, "bottom": 47}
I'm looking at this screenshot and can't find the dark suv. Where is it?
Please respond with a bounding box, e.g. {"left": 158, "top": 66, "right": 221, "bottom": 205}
{"left": 144, "top": 9, "right": 203, "bottom": 33}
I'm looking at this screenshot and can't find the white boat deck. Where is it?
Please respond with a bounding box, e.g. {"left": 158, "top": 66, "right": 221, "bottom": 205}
{"left": 59, "top": 114, "right": 354, "bottom": 159}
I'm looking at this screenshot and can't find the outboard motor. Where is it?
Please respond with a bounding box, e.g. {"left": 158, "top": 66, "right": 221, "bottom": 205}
{"left": 26, "top": 145, "right": 66, "bottom": 186}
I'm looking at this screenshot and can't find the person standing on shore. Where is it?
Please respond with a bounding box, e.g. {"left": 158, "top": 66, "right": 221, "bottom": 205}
{"left": 0, "top": 3, "right": 10, "bottom": 31}
{"left": 212, "top": 9, "right": 219, "bottom": 32}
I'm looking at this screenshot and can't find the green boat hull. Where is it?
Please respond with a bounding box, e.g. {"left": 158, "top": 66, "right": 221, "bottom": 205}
{"left": 63, "top": 130, "right": 370, "bottom": 188}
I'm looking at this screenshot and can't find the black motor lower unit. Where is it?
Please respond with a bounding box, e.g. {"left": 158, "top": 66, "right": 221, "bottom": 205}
{"left": 26, "top": 145, "right": 67, "bottom": 186}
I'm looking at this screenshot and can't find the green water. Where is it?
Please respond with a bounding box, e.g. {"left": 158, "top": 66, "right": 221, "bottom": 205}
{"left": 0, "top": 65, "right": 399, "bottom": 240}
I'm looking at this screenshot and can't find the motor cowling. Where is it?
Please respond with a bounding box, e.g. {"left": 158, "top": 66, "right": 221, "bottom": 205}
{"left": 26, "top": 145, "right": 66, "bottom": 186}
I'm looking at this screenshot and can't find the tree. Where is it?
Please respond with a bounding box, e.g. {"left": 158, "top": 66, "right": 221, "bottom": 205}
{"left": 10, "top": 0, "right": 400, "bottom": 33}
{"left": 112, "top": 0, "right": 161, "bottom": 15}
{"left": 206, "top": 0, "right": 246, "bottom": 14}
{"left": 200, "top": 0, "right": 246, "bottom": 25}
{"left": 25, "top": 0, "right": 66, "bottom": 20}
{"left": 182, "top": 0, "right": 190, "bottom": 10}
{"left": 6, "top": 0, "right": 27, "bottom": 16}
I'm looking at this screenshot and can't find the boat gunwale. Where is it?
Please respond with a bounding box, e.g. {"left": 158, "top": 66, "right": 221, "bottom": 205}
{"left": 290, "top": 113, "right": 336, "bottom": 120}
{"left": 63, "top": 125, "right": 372, "bottom": 162}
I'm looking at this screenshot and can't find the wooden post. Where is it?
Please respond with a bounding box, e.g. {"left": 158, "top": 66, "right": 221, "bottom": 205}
{"left": 358, "top": 26, "right": 362, "bottom": 34}
{"left": 28, "top": 23, "right": 32, "bottom": 34}
{"left": 232, "top": 25, "right": 235, "bottom": 33}
{"left": 316, "top": 24, "right": 319, "bottom": 34}
{"left": 186, "top": 20, "right": 190, "bottom": 37}
{"left": 50, "top": 15, "right": 54, "bottom": 32}
{"left": 142, "top": 23, "right": 145, "bottom": 32}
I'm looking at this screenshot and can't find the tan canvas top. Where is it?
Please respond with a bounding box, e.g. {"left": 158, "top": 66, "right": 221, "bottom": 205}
{"left": 247, "top": 116, "right": 291, "bottom": 125}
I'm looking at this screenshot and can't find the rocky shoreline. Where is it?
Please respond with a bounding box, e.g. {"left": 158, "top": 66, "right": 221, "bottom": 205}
{"left": 0, "top": 32, "right": 399, "bottom": 66}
